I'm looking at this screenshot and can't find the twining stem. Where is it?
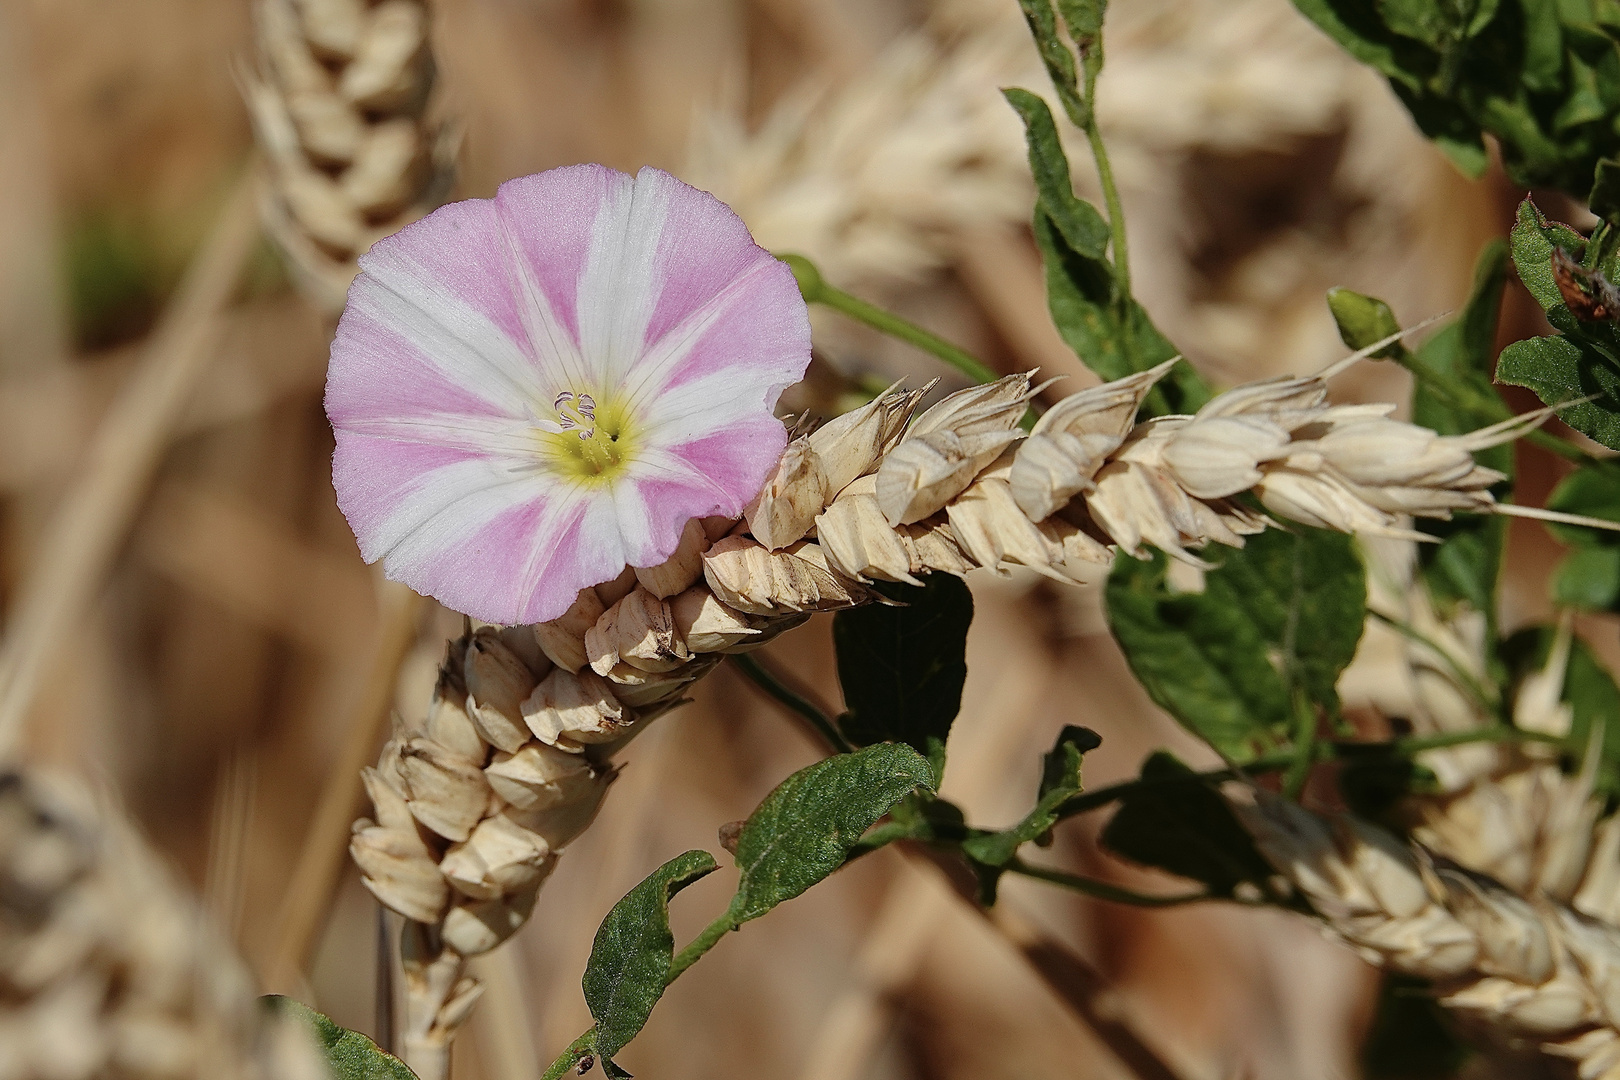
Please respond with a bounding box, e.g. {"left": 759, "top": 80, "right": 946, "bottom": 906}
{"left": 669, "top": 909, "right": 741, "bottom": 980}
{"left": 538, "top": 910, "right": 742, "bottom": 1079}
{"left": 537, "top": 1032, "right": 596, "bottom": 1080}
{"left": 1004, "top": 858, "right": 1216, "bottom": 907}
{"left": 1085, "top": 123, "right": 1130, "bottom": 299}
{"left": 778, "top": 253, "right": 1000, "bottom": 385}
{"left": 728, "top": 653, "right": 855, "bottom": 754}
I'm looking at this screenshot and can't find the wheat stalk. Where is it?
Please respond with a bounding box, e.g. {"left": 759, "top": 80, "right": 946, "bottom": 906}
{"left": 245, "top": 0, "right": 455, "bottom": 313}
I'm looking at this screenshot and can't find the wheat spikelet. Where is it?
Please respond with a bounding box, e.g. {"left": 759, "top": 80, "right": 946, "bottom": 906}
{"left": 245, "top": 0, "right": 454, "bottom": 313}
{"left": 683, "top": 19, "right": 1032, "bottom": 290}
{"left": 0, "top": 769, "right": 325, "bottom": 1080}
{"left": 1232, "top": 788, "right": 1620, "bottom": 1080}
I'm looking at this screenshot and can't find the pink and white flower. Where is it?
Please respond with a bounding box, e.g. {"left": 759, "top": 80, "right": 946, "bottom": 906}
{"left": 325, "top": 164, "right": 811, "bottom": 624}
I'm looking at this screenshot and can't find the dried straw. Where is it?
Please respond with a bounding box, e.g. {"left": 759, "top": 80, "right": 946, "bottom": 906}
{"left": 0, "top": 177, "right": 260, "bottom": 761}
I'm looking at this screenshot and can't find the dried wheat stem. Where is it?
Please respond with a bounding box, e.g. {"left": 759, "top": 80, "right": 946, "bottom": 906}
{"left": 0, "top": 177, "right": 260, "bottom": 761}
{"left": 267, "top": 577, "right": 426, "bottom": 993}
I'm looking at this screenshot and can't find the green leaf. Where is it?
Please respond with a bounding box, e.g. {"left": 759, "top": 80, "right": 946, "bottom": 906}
{"left": 1502, "top": 626, "right": 1620, "bottom": 798}
{"left": 729, "top": 743, "right": 935, "bottom": 925}
{"left": 1511, "top": 197, "right": 1587, "bottom": 311}
{"left": 582, "top": 850, "right": 719, "bottom": 1078}
{"left": 960, "top": 725, "right": 1103, "bottom": 871}
{"left": 1548, "top": 464, "right": 1620, "bottom": 544}
{"left": 1034, "top": 210, "right": 1209, "bottom": 414}
{"left": 1098, "top": 752, "right": 1275, "bottom": 898}
{"left": 261, "top": 996, "right": 418, "bottom": 1080}
{"left": 1553, "top": 545, "right": 1620, "bottom": 608}
{"left": 1055, "top": 0, "right": 1106, "bottom": 39}
{"left": 1496, "top": 333, "right": 1620, "bottom": 448}
{"left": 834, "top": 575, "right": 973, "bottom": 783}
{"left": 1547, "top": 465, "right": 1620, "bottom": 609}
{"left": 1106, "top": 529, "right": 1366, "bottom": 761}
{"left": 1003, "top": 89, "right": 1110, "bottom": 260}
{"left": 1293, "top": 0, "right": 1620, "bottom": 195}
{"left": 1592, "top": 158, "right": 1620, "bottom": 227}
{"left": 1291, "top": 0, "right": 1420, "bottom": 86}
{"left": 1017, "top": 0, "right": 1087, "bottom": 124}
{"left": 1522, "top": 0, "right": 1566, "bottom": 92}
{"left": 1327, "top": 287, "right": 1406, "bottom": 358}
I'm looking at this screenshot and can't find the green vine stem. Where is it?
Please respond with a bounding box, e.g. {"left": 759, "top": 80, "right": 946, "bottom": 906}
{"left": 728, "top": 652, "right": 855, "bottom": 754}
{"left": 1004, "top": 858, "right": 1219, "bottom": 907}
{"left": 538, "top": 1031, "right": 596, "bottom": 1080}
{"left": 779, "top": 253, "right": 1000, "bottom": 385}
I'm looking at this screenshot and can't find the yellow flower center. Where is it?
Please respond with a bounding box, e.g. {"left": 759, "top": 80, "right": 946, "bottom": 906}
{"left": 536, "top": 390, "right": 636, "bottom": 482}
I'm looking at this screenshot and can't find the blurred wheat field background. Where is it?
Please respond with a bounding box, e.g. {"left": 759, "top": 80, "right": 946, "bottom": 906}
{"left": 0, "top": 0, "right": 1601, "bottom": 1077}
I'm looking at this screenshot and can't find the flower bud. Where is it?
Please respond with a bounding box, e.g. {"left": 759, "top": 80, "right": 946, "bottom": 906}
{"left": 909, "top": 373, "right": 1034, "bottom": 438}
{"left": 1442, "top": 972, "right": 1596, "bottom": 1035}
{"left": 522, "top": 668, "right": 628, "bottom": 748}
{"left": 1037, "top": 516, "right": 1113, "bottom": 583}
{"left": 1252, "top": 467, "right": 1410, "bottom": 538}
{"left": 438, "top": 815, "right": 557, "bottom": 900}
{"left": 1010, "top": 360, "right": 1174, "bottom": 521}
{"left": 898, "top": 517, "right": 975, "bottom": 576}
{"left": 874, "top": 428, "right": 1024, "bottom": 527}
{"left": 634, "top": 518, "right": 710, "bottom": 598}
{"left": 1438, "top": 870, "right": 1554, "bottom": 984}
{"left": 602, "top": 660, "right": 705, "bottom": 708}
{"left": 1196, "top": 374, "right": 1327, "bottom": 426}
{"left": 463, "top": 631, "right": 537, "bottom": 753}
{"left": 745, "top": 438, "right": 830, "bottom": 551}
{"left": 873, "top": 373, "right": 1038, "bottom": 526}
{"left": 585, "top": 588, "right": 691, "bottom": 674}
{"left": 670, "top": 587, "right": 762, "bottom": 652}
{"left": 1086, "top": 460, "right": 1205, "bottom": 563}
{"left": 484, "top": 743, "right": 599, "bottom": 812}
{"left": 362, "top": 765, "right": 421, "bottom": 835}
{"left": 534, "top": 588, "right": 607, "bottom": 673}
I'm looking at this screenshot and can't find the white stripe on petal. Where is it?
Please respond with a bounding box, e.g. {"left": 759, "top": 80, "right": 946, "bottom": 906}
{"left": 494, "top": 208, "right": 595, "bottom": 394}
{"left": 575, "top": 169, "right": 669, "bottom": 389}
{"left": 352, "top": 255, "right": 544, "bottom": 413}
{"left": 365, "top": 457, "right": 551, "bottom": 562}
{"left": 618, "top": 258, "right": 777, "bottom": 415}
{"left": 636, "top": 367, "right": 785, "bottom": 445}
{"left": 339, "top": 413, "right": 546, "bottom": 461}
